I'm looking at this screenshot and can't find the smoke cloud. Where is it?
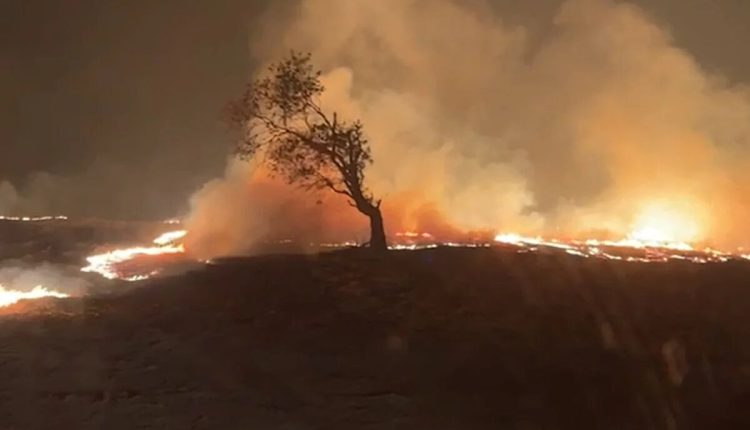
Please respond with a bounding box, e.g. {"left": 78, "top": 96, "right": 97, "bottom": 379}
{"left": 185, "top": 0, "right": 750, "bottom": 257}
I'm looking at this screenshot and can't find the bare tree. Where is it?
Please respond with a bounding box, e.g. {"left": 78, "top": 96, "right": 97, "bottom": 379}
{"left": 226, "top": 52, "right": 387, "bottom": 251}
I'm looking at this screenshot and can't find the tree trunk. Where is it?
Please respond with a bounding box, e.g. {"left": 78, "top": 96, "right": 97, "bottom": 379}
{"left": 366, "top": 205, "right": 387, "bottom": 252}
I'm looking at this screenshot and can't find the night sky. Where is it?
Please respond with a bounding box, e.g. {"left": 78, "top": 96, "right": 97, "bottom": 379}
{"left": 2, "top": 0, "right": 749, "bottom": 219}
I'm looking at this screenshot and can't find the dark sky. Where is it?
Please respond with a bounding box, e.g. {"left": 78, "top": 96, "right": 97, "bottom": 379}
{"left": 1, "top": 0, "right": 262, "bottom": 218}
{"left": 2, "top": 0, "right": 749, "bottom": 219}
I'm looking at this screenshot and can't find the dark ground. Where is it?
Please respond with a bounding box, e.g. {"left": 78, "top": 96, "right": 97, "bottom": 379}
{"left": 1, "top": 247, "right": 749, "bottom": 429}
{"left": 0, "top": 218, "right": 175, "bottom": 265}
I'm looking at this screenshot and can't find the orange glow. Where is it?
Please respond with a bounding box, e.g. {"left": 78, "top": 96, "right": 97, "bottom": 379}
{"left": 153, "top": 230, "right": 188, "bottom": 246}
{"left": 494, "top": 231, "right": 743, "bottom": 263}
{"left": 81, "top": 219, "right": 746, "bottom": 285}
{"left": 0, "top": 285, "right": 68, "bottom": 308}
{"left": 627, "top": 202, "right": 702, "bottom": 247}
{"left": 81, "top": 230, "right": 187, "bottom": 281}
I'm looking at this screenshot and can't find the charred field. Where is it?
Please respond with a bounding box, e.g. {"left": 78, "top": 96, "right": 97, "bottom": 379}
{"left": 0, "top": 235, "right": 749, "bottom": 429}
{"left": 0, "top": 217, "right": 177, "bottom": 265}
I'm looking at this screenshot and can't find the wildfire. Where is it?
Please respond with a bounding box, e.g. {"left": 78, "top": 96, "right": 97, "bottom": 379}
{"left": 81, "top": 230, "right": 187, "bottom": 281}
{"left": 77, "top": 206, "right": 749, "bottom": 284}
{"left": 0, "top": 285, "right": 69, "bottom": 308}
{"left": 492, "top": 232, "right": 746, "bottom": 264}
{"left": 626, "top": 202, "right": 702, "bottom": 248}
{"left": 489, "top": 200, "right": 750, "bottom": 263}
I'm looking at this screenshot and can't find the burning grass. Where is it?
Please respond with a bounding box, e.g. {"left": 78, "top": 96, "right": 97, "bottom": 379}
{"left": 80, "top": 228, "right": 750, "bottom": 283}
{"left": 2, "top": 246, "right": 749, "bottom": 427}
{"left": 2, "top": 212, "right": 749, "bottom": 311}
{"left": 81, "top": 230, "right": 187, "bottom": 281}
{"left": 0, "top": 284, "right": 68, "bottom": 308}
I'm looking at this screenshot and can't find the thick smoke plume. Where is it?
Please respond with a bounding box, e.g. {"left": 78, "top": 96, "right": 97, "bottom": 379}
{"left": 185, "top": 0, "right": 750, "bottom": 258}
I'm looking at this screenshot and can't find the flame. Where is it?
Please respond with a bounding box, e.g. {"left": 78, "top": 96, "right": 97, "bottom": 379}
{"left": 0, "top": 214, "right": 71, "bottom": 308}
{"left": 79, "top": 218, "right": 747, "bottom": 284}
{"left": 395, "top": 231, "right": 434, "bottom": 239}
{"left": 153, "top": 230, "right": 187, "bottom": 246}
{"left": 81, "top": 230, "right": 187, "bottom": 281}
{"left": 0, "top": 285, "right": 69, "bottom": 308}
{"left": 493, "top": 231, "right": 746, "bottom": 264}
{"left": 626, "top": 202, "right": 702, "bottom": 247}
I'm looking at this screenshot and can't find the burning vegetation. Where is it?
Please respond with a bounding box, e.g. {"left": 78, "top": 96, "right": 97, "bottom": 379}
{"left": 78, "top": 226, "right": 750, "bottom": 284}
{"left": 81, "top": 229, "right": 187, "bottom": 281}
{"left": 0, "top": 285, "right": 68, "bottom": 308}
{"left": 5, "top": 203, "right": 750, "bottom": 296}
{"left": 2, "top": 1, "right": 750, "bottom": 426}
{"left": 226, "top": 52, "right": 387, "bottom": 251}
{"left": 177, "top": 0, "right": 750, "bottom": 261}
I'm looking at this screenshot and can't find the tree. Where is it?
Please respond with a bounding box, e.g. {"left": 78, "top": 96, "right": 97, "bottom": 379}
{"left": 226, "top": 52, "right": 387, "bottom": 251}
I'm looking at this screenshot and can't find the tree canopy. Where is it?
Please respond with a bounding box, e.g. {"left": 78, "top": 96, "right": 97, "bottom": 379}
{"left": 227, "top": 52, "right": 387, "bottom": 250}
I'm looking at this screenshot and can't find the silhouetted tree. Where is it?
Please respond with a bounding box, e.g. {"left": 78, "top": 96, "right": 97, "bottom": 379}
{"left": 227, "top": 52, "right": 387, "bottom": 251}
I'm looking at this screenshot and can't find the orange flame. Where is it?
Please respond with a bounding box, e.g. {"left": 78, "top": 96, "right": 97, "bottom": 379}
{"left": 81, "top": 230, "right": 187, "bottom": 281}
{"left": 0, "top": 285, "right": 69, "bottom": 308}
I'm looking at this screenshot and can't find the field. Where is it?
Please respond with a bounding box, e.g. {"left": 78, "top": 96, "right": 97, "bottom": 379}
{"left": 0, "top": 243, "right": 748, "bottom": 429}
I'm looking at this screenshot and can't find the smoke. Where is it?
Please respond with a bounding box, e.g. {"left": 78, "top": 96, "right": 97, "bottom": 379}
{"left": 0, "top": 163, "right": 200, "bottom": 220}
{"left": 0, "top": 181, "right": 20, "bottom": 214}
{"left": 0, "top": 261, "right": 91, "bottom": 296}
{"left": 184, "top": 160, "right": 366, "bottom": 259}
{"left": 185, "top": 0, "right": 750, "bottom": 257}
{"left": 0, "top": 173, "right": 72, "bottom": 216}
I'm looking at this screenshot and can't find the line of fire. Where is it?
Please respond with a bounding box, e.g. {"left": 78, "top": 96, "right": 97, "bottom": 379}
{"left": 3, "top": 0, "right": 750, "bottom": 427}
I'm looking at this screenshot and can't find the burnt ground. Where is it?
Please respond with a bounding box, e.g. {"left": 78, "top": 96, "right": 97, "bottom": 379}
{"left": 0, "top": 247, "right": 749, "bottom": 429}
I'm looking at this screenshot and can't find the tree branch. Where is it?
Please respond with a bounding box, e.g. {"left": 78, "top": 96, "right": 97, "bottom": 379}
{"left": 321, "top": 177, "right": 353, "bottom": 199}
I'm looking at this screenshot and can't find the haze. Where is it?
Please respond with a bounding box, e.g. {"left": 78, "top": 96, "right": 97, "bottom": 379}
{"left": 3, "top": 0, "right": 750, "bottom": 252}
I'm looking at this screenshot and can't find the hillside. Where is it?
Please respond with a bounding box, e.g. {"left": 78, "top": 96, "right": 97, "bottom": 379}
{"left": 1, "top": 247, "right": 748, "bottom": 429}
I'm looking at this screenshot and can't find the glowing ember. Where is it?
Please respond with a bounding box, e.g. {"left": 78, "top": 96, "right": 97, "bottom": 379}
{"left": 0, "top": 215, "right": 68, "bottom": 222}
{"left": 493, "top": 232, "right": 746, "bottom": 264}
{"left": 80, "top": 221, "right": 748, "bottom": 284}
{"left": 583, "top": 238, "right": 693, "bottom": 252}
{"left": 492, "top": 233, "right": 526, "bottom": 245}
{"left": 81, "top": 230, "right": 187, "bottom": 281}
{"left": 389, "top": 243, "right": 439, "bottom": 250}
{"left": 395, "top": 231, "right": 434, "bottom": 239}
{"left": 493, "top": 203, "right": 709, "bottom": 259}
{"left": 0, "top": 285, "right": 69, "bottom": 308}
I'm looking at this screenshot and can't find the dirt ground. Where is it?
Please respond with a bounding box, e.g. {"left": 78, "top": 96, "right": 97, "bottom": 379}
{"left": 0, "top": 247, "right": 749, "bottom": 429}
